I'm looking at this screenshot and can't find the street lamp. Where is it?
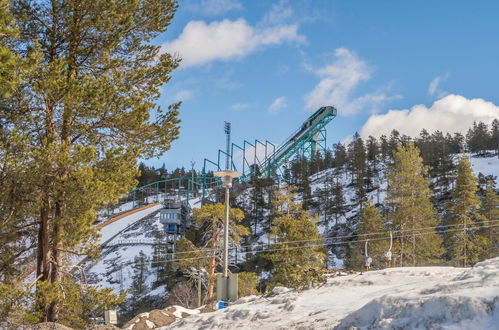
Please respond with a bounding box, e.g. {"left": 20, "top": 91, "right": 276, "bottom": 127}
{"left": 214, "top": 170, "right": 241, "bottom": 303}
{"left": 214, "top": 170, "right": 242, "bottom": 277}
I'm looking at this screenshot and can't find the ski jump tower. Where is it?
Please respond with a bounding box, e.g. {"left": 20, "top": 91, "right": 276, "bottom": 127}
{"left": 203, "top": 106, "right": 337, "bottom": 181}
{"left": 117, "top": 106, "right": 336, "bottom": 209}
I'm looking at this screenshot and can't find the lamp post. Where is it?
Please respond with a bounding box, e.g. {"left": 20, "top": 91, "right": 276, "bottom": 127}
{"left": 214, "top": 170, "right": 242, "bottom": 278}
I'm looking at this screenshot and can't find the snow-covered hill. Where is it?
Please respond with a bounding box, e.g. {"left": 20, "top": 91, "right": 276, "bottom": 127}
{"left": 88, "top": 154, "right": 498, "bottom": 297}
{"left": 160, "top": 257, "right": 499, "bottom": 330}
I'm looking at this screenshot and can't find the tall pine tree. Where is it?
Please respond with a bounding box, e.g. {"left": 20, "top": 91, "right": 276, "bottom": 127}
{"left": 386, "top": 143, "right": 443, "bottom": 266}
{"left": 267, "top": 186, "right": 326, "bottom": 289}
{"left": 481, "top": 180, "right": 499, "bottom": 259}
{"left": 345, "top": 200, "right": 388, "bottom": 270}
{"left": 0, "top": 0, "right": 181, "bottom": 322}
{"left": 445, "top": 156, "right": 490, "bottom": 266}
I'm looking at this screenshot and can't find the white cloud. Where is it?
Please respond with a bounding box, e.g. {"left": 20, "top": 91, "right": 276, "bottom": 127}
{"left": 188, "top": 0, "right": 243, "bottom": 16}
{"left": 428, "top": 73, "right": 449, "bottom": 97}
{"left": 360, "top": 94, "right": 499, "bottom": 138}
{"left": 268, "top": 96, "right": 288, "bottom": 114}
{"left": 261, "top": 0, "right": 293, "bottom": 26}
{"left": 171, "top": 89, "right": 193, "bottom": 103}
{"left": 161, "top": 19, "right": 306, "bottom": 68}
{"left": 230, "top": 103, "right": 249, "bottom": 111}
{"left": 304, "top": 48, "right": 398, "bottom": 115}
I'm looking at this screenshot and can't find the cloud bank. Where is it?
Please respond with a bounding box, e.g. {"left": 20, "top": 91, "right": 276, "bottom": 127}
{"left": 161, "top": 19, "right": 305, "bottom": 68}
{"left": 360, "top": 94, "right": 499, "bottom": 138}
{"left": 304, "top": 48, "right": 399, "bottom": 115}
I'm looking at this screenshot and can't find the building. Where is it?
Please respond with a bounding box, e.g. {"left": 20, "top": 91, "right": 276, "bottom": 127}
{"left": 159, "top": 199, "right": 192, "bottom": 254}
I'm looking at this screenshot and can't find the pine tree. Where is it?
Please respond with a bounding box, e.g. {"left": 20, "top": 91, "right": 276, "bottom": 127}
{"left": 345, "top": 200, "right": 388, "bottom": 270}
{"left": 444, "top": 156, "right": 489, "bottom": 267}
{"left": 491, "top": 119, "right": 499, "bottom": 156}
{"left": 267, "top": 187, "right": 326, "bottom": 289}
{"left": 347, "top": 133, "right": 367, "bottom": 207}
{"left": 467, "top": 122, "right": 491, "bottom": 155}
{"left": 0, "top": 0, "right": 37, "bottom": 284}
{"left": 192, "top": 203, "right": 248, "bottom": 301}
{"left": 0, "top": 0, "right": 181, "bottom": 322}
{"left": 333, "top": 142, "right": 347, "bottom": 170}
{"left": 386, "top": 143, "right": 443, "bottom": 266}
{"left": 481, "top": 180, "right": 499, "bottom": 259}
{"left": 130, "top": 251, "right": 150, "bottom": 299}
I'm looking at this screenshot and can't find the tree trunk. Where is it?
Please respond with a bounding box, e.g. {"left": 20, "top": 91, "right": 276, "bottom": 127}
{"left": 206, "top": 253, "right": 217, "bottom": 301}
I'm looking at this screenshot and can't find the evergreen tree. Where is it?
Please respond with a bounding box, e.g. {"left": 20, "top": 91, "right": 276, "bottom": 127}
{"left": 333, "top": 142, "right": 347, "bottom": 170}
{"left": 379, "top": 135, "right": 390, "bottom": 160}
{"left": 192, "top": 203, "right": 248, "bottom": 301}
{"left": 444, "top": 156, "right": 489, "bottom": 267}
{"left": 0, "top": 0, "right": 181, "bottom": 322}
{"left": 480, "top": 180, "right": 499, "bottom": 259}
{"left": 466, "top": 122, "right": 491, "bottom": 155}
{"left": 491, "top": 119, "right": 499, "bottom": 155}
{"left": 347, "top": 133, "right": 367, "bottom": 207}
{"left": 345, "top": 199, "right": 388, "bottom": 270}
{"left": 267, "top": 187, "right": 326, "bottom": 289}
{"left": 129, "top": 251, "right": 150, "bottom": 299}
{"left": 386, "top": 143, "right": 443, "bottom": 266}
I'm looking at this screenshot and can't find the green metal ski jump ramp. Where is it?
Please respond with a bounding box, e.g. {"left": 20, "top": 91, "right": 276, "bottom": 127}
{"left": 119, "top": 106, "right": 337, "bottom": 209}
{"left": 203, "top": 105, "right": 337, "bottom": 180}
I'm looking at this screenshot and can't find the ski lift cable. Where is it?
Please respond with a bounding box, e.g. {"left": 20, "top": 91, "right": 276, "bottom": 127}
{"left": 123, "top": 218, "right": 499, "bottom": 260}
{"left": 127, "top": 223, "right": 499, "bottom": 266}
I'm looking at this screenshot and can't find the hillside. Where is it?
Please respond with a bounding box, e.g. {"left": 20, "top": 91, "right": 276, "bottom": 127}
{"left": 159, "top": 257, "right": 499, "bottom": 330}
{"left": 85, "top": 154, "right": 498, "bottom": 313}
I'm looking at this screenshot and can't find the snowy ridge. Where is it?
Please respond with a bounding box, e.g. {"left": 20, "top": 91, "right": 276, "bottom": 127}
{"left": 160, "top": 257, "right": 499, "bottom": 329}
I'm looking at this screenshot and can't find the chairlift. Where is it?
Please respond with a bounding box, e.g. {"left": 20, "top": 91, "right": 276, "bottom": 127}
{"left": 384, "top": 231, "right": 393, "bottom": 267}
{"left": 364, "top": 240, "right": 372, "bottom": 270}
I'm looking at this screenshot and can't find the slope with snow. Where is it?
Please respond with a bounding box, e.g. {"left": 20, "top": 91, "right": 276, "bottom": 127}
{"left": 160, "top": 257, "right": 499, "bottom": 330}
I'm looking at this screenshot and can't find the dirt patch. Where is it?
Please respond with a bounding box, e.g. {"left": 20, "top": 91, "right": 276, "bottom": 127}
{"left": 25, "top": 322, "right": 73, "bottom": 330}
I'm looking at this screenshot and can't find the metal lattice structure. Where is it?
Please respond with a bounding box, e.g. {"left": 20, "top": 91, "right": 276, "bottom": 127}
{"left": 106, "top": 106, "right": 337, "bottom": 216}
{"left": 203, "top": 106, "right": 337, "bottom": 180}
{"left": 113, "top": 176, "right": 221, "bottom": 212}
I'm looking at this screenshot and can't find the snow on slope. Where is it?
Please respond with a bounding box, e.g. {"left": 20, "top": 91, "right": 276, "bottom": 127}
{"left": 160, "top": 257, "right": 499, "bottom": 330}
{"left": 87, "top": 207, "right": 164, "bottom": 296}
{"left": 99, "top": 204, "right": 163, "bottom": 245}
{"left": 470, "top": 154, "right": 499, "bottom": 181}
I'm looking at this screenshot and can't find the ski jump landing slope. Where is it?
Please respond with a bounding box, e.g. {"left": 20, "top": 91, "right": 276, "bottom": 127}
{"left": 98, "top": 203, "right": 163, "bottom": 246}
{"left": 162, "top": 257, "right": 499, "bottom": 330}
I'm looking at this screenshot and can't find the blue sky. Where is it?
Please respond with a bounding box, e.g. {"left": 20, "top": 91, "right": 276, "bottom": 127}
{"left": 148, "top": 0, "right": 499, "bottom": 170}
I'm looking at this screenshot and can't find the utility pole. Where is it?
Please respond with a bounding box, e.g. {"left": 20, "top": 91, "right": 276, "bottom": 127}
{"left": 198, "top": 270, "right": 202, "bottom": 307}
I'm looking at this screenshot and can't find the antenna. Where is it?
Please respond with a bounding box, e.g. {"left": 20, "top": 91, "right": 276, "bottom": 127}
{"left": 224, "top": 121, "right": 231, "bottom": 170}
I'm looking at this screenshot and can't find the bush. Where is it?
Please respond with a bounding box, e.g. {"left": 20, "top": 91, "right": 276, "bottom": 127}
{"left": 238, "top": 272, "right": 259, "bottom": 297}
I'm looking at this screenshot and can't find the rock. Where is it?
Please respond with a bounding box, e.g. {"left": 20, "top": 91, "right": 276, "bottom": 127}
{"left": 122, "top": 308, "right": 175, "bottom": 330}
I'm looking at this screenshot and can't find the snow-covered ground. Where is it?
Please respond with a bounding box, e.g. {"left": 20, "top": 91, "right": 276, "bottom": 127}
{"left": 470, "top": 154, "right": 499, "bottom": 181}
{"left": 99, "top": 204, "right": 163, "bottom": 245}
{"left": 161, "top": 257, "right": 499, "bottom": 330}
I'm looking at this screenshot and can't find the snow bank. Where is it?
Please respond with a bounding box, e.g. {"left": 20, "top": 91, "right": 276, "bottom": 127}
{"left": 160, "top": 257, "right": 499, "bottom": 329}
